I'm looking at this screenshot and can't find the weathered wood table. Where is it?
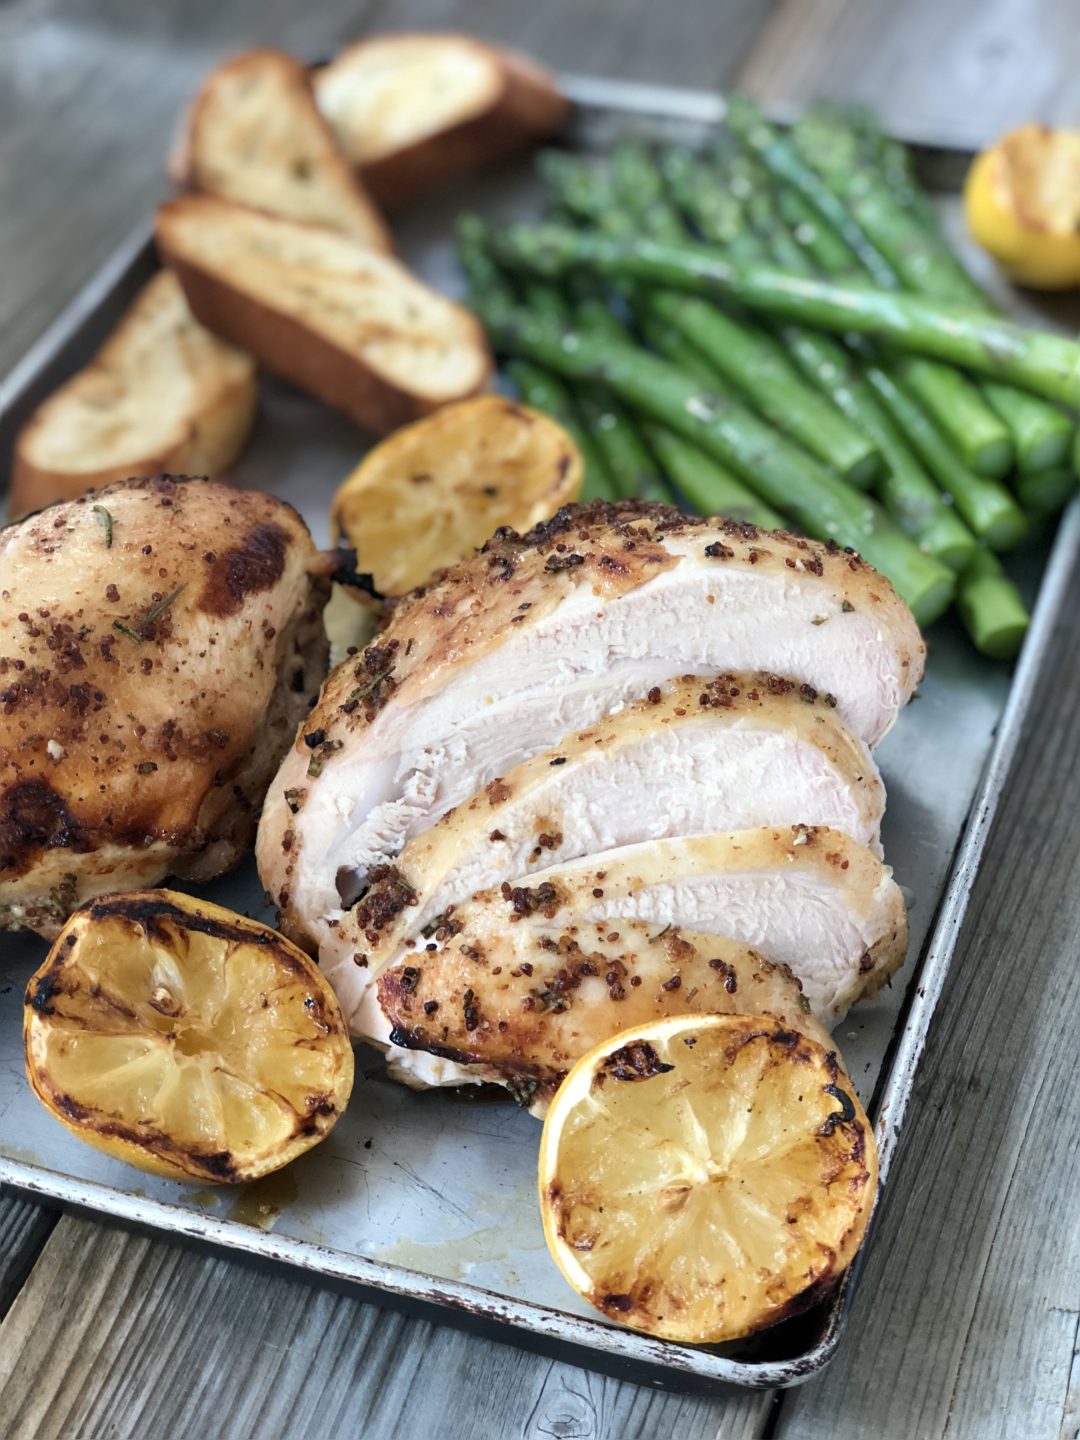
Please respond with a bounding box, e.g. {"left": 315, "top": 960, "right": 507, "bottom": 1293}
{"left": 1, "top": 2, "right": 1078, "bottom": 1435}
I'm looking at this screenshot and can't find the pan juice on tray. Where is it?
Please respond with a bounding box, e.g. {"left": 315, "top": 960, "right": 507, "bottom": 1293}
{"left": 4, "top": 30, "right": 1079, "bottom": 1387}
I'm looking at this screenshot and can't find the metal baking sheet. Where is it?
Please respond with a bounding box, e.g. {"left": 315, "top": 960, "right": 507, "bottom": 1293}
{"left": 2, "top": 77, "right": 1078, "bottom": 1392}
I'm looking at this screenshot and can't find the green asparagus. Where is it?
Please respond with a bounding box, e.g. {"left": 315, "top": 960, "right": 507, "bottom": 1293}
{"left": 725, "top": 93, "right": 904, "bottom": 290}
{"left": 1013, "top": 465, "right": 1078, "bottom": 515}
{"left": 728, "top": 104, "right": 1037, "bottom": 476}
{"left": 791, "top": 102, "right": 1075, "bottom": 474}
{"left": 633, "top": 308, "right": 789, "bottom": 527}
{"left": 476, "top": 299, "right": 955, "bottom": 623}
{"left": 489, "top": 224, "right": 1080, "bottom": 409}
{"left": 505, "top": 359, "right": 616, "bottom": 500}
{"left": 457, "top": 217, "right": 616, "bottom": 501}
{"left": 680, "top": 152, "right": 977, "bottom": 565}
{"left": 863, "top": 366, "right": 1028, "bottom": 549}
{"left": 605, "top": 143, "right": 882, "bottom": 486}
{"left": 572, "top": 283, "right": 785, "bottom": 523}
{"left": 956, "top": 550, "right": 1030, "bottom": 659}
{"left": 744, "top": 162, "right": 1028, "bottom": 646}
{"left": 522, "top": 275, "right": 667, "bottom": 502}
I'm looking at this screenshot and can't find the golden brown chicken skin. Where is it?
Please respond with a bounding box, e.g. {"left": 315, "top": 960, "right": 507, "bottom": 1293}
{"left": 0, "top": 474, "right": 329, "bottom": 938}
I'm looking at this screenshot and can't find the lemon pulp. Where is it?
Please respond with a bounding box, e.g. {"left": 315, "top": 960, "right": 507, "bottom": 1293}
{"left": 25, "top": 891, "right": 354, "bottom": 1183}
{"left": 539, "top": 1014, "right": 877, "bottom": 1344}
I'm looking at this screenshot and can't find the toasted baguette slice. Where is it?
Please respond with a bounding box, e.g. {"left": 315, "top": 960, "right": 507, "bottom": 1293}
{"left": 10, "top": 271, "right": 257, "bottom": 519}
{"left": 172, "top": 49, "right": 392, "bottom": 251}
{"left": 314, "top": 33, "right": 569, "bottom": 210}
{"left": 156, "top": 195, "right": 491, "bottom": 432}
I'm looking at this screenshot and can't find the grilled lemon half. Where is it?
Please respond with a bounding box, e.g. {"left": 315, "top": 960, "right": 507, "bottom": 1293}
{"left": 24, "top": 890, "right": 354, "bottom": 1184}
{"left": 538, "top": 1013, "right": 877, "bottom": 1345}
{"left": 331, "top": 394, "right": 582, "bottom": 595}
{"left": 964, "top": 124, "right": 1080, "bottom": 290}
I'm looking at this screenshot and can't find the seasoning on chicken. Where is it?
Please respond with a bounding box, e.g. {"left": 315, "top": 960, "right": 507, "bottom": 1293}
{"left": 375, "top": 913, "right": 833, "bottom": 1112}
{"left": 0, "top": 474, "right": 329, "bottom": 938}
{"left": 318, "top": 673, "right": 885, "bottom": 987}
{"left": 338, "top": 825, "right": 904, "bottom": 1059}
{"left": 503, "top": 828, "right": 908, "bottom": 1025}
{"left": 258, "top": 501, "right": 923, "bottom": 958}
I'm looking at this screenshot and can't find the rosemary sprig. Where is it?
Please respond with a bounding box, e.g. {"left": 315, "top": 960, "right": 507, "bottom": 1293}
{"left": 141, "top": 583, "right": 186, "bottom": 627}
{"left": 92, "top": 504, "right": 113, "bottom": 547}
{"left": 111, "top": 621, "right": 144, "bottom": 644}
{"left": 112, "top": 583, "right": 186, "bottom": 644}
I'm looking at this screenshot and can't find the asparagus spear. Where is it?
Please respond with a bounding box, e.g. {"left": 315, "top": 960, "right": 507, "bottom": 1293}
{"left": 698, "top": 160, "right": 977, "bottom": 568}
{"left": 724, "top": 94, "right": 898, "bottom": 288}
{"left": 457, "top": 217, "right": 616, "bottom": 501}
{"left": 631, "top": 307, "right": 788, "bottom": 527}
{"left": 505, "top": 359, "right": 616, "bottom": 501}
{"left": 522, "top": 274, "right": 668, "bottom": 502}
{"left": 851, "top": 108, "right": 943, "bottom": 237}
{"left": 1013, "top": 466, "right": 1078, "bottom": 515}
{"left": 745, "top": 166, "right": 1029, "bottom": 647}
{"left": 775, "top": 183, "right": 860, "bottom": 276}
{"left": 641, "top": 422, "right": 786, "bottom": 525}
{"left": 863, "top": 366, "right": 1027, "bottom": 549}
{"left": 573, "top": 389, "right": 670, "bottom": 501}
{"left": 791, "top": 102, "right": 1074, "bottom": 475}
{"left": 571, "top": 289, "right": 760, "bottom": 515}
{"left": 536, "top": 165, "right": 789, "bottom": 521}
{"left": 600, "top": 143, "right": 882, "bottom": 486}
{"left": 488, "top": 224, "right": 1080, "bottom": 409}
{"left": 956, "top": 550, "right": 1030, "bottom": 659}
{"left": 608, "top": 143, "right": 883, "bottom": 486}
{"left": 476, "top": 299, "right": 955, "bottom": 624}
{"left": 726, "top": 104, "right": 1025, "bottom": 477}
{"left": 776, "top": 182, "right": 1044, "bottom": 488}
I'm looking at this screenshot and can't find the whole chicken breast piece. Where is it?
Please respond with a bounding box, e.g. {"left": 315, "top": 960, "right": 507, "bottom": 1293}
{"left": 0, "top": 475, "right": 329, "bottom": 938}
{"left": 375, "top": 918, "right": 833, "bottom": 1114}
{"left": 259, "top": 501, "right": 922, "bottom": 955}
{"left": 320, "top": 671, "right": 885, "bottom": 984}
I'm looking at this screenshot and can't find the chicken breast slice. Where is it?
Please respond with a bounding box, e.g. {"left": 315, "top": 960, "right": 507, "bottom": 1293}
{"left": 509, "top": 828, "right": 908, "bottom": 1026}
{"left": 0, "top": 475, "right": 329, "bottom": 938}
{"left": 319, "top": 672, "right": 885, "bottom": 982}
{"left": 326, "top": 824, "right": 905, "bottom": 1056}
{"left": 259, "top": 501, "right": 922, "bottom": 955}
{"left": 374, "top": 917, "right": 833, "bottom": 1115}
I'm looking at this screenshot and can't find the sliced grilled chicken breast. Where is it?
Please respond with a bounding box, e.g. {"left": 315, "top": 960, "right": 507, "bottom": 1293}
{"left": 496, "top": 828, "right": 908, "bottom": 1026}
{"left": 327, "top": 825, "right": 904, "bottom": 1050}
{"left": 258, "top": 502, "right": 922, "bottom": 955}
{"left": 374, "top": 918, "right": 831, "bottom": 1113}
{"left": 319, "top": 673, "right": 884, "bottom": 982}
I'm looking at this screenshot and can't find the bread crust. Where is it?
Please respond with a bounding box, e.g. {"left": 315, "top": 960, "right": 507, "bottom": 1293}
{"left": 316, "top": 33, "right": 569, "bottom": 211}
{"left": 10, "top": 272, "right": 257, "bottom": 519}
{"left": 156, "top": 196, "right": 491, "bottom": 434}
{"left": 175, "top": 48, "right": 392, "bottom": 250}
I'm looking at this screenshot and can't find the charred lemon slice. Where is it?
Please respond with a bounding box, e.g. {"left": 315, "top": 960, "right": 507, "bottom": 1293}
{"left": 24, "top": 891, "right": 354, "bottom": 1184}
{"left": 331, "top": 395, "right": 582, "bottom": 595}
{"left": 538, "top": 1014, "right": 877, "bottom": 1345}
{"left": 964, "top": 124, "right": 1080, "bottom": 290}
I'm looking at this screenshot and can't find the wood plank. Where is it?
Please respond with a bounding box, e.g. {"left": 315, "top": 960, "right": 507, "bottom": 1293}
{"left": 0, "top": 1216, "right": 767, "bottom": 1440}
{"left": 773, "top": 562, "right": 1080, "bottom": 1439}
{"left": 363, "top": 0, "right": 775, "bottom": 90}
{"left": 738, "top": 0, "right": 1080, "bottom": 147}
{"left": 0, "top": 1195, "right": 56, "bottom": 1318}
